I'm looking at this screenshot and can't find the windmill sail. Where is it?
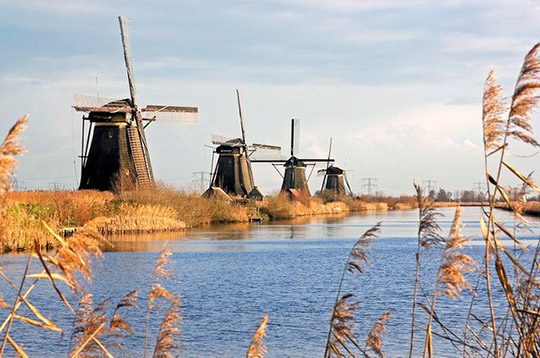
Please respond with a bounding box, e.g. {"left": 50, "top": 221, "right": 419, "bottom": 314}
{"left": 118, "top": 16, "right": 153, "bottom": 185}
{"left": 249, "top": 143, "right": 282, "bottom": 160}
{"left": 119, "top": 16, "right": 137, "bottom": 106}
{"left": 76, "top": 16, "right": 198, "bottom": 192}
{"left": 291, "top": 119, "right": 300, "bottom": 156}
{"left": 211, "top": 133, "right": 241, "bottom": 146}
{"left": 143, "top": 105, "right": 199, "bottom": 124}
{"left": 73, "top": 94, "right": 131, "bottom": 112}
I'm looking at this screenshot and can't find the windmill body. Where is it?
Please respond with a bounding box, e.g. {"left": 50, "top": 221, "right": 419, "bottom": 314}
{"left": 79, "top": 101, "right": 148, "bottom": 190}
{"left": 281, "top": 156, "right": 310, "bottom": 196}
{"left": 211, "top": 140, "right": 254, "bottom": 196}
{"left": 321, "top": 165, "right": 352, "bottom": 196}
{"left": 75, "top": 17, "right": 198, "bottom": 191}
{"left": 204, "top": 90, "right": 280, "bottom": 199}
{"left": 251, "top": 119, "right": 334, "bottom": 199}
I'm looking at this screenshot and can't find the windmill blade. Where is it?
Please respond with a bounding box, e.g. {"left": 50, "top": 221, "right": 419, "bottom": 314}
{"left": 211, "top": 133, "right": 242, "bottom": 146}
{"left": 291, "top": 118, "right": 300, "bottom": 156}
{"left": 72, "top": 93, "right": 131, "bottom": 112}
{"left": 250, "top": 143, "right": 281, "bottom": 151}
{"left": 142, "top": 105, "right": 199, "bottom": 124}
{"left": 118, "top": 16, "right": 137, "bottom": 108}
{"left": 249, "top": 143, "right": 282, "bottom": 159}
{"left": 236, "top": 89, "right": 247, "bottom": 144}
{"left": 326, "top": 138, "right": 333, "bottom": 169}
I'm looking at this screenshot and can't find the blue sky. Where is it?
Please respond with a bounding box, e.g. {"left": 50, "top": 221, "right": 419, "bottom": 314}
{"left": 1, "top": 0, "right": 540, "bottom": 195}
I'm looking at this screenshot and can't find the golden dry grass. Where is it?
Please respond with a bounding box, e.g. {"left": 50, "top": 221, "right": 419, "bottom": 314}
{"left": 1, "top": 185, "right": 417, "bottom": 252}
{"left": 260, "top": 195, "right": 349, "bottom": 220}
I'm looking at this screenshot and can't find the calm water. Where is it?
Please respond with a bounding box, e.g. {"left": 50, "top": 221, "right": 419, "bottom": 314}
{"left": 1, "top": 207, "right": 539, "bottom": 357}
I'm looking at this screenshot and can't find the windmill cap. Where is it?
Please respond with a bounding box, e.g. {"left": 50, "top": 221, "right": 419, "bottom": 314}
{"left": 326, "top": 166, "right": 344, "bottom": 174}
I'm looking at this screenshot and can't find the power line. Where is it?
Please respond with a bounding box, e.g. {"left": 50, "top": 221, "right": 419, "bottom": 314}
{"left": 192, "top": 171, "right": 211, "bottom": 193}
{"left": 361, "top": 178, "right": 379, "bottom": 196}
{"left": 473, "top": 182, "right": 486, "bottom": 193}
{"left": 422, "top": 180, "right": 437, "bottom": 193}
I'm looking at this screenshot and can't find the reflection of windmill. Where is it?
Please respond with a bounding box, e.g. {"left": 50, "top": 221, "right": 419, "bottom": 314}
{"left": 74, "top": 17, "right": 198, "bottom": 191}
{"left": 203, "top": 90, "right": 281, "bottom": 200}
{"left": 252, "top": 119, "right": 334, "bottom": 198}
{"left": 318, "top": 139, "right": 353, "bottom": 197}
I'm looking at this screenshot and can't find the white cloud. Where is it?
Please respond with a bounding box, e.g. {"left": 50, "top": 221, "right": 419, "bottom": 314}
{"left": 2, "top": 0, "right": 106, "bottom": 14}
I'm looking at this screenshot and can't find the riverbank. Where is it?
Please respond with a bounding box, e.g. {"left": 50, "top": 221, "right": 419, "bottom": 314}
{"left": 0, "top": 186, "right": 414, "bottom": 252}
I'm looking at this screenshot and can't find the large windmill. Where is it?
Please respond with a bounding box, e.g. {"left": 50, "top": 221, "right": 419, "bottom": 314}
{"left": 74, "top": 16, "right": 198, "bottom": 191}
{"left": 204, "top": 90, "right": 281, "bottom": 200}
{"left": 252, "top": 119, "right": 334, "bottom": 198}
{"left": 318, "top": 139, "right": 353, "bottom": 197}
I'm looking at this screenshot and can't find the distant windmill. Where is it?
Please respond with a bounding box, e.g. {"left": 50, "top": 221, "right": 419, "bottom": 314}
{"left": 73, "top": 16, "right": 198, "bottom": 191}
{"left": 252, "top": 119, "right": 334, "bottom": 198}
{"left": 318, "top": 139, "right": 353, "bottom": 197}
{"left": 203, "top": 90, "right": 281, "bottom": 200}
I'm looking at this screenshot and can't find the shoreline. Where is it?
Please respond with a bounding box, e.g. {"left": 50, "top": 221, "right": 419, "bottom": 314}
{"left": 0, "top": 188, "right": 412, "bottom": 253}
{"left": 3, "top": 188, "right": 538, "bottom": 253}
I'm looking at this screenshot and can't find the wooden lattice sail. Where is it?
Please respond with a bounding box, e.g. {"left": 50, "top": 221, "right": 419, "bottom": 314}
{"left": 74, "top": 17, "right": 198, "bottom": 191}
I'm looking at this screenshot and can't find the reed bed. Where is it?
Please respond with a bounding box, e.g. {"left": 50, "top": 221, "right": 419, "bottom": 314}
{"left": 2, "top": 185, "right": 401, "bottom": 252}
{"left": 260, "top": 195, "right": 349, "bottom": 220}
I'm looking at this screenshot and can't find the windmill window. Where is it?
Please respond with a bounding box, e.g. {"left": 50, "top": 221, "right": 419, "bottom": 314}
{"left": 109, "top": 130, "right": 113, "bottom": 139}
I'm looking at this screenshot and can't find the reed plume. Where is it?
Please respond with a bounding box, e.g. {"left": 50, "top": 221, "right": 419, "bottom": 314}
{"left": 366, "top": 311, "right": 391, "bottom": 358}
{"left": 437, "top": 209, "right": 476, "bottom": 298}
{"left": 326, "top": 294, "right": 361, "bottom": 357}
{"left": 0, "top": 115, "right": 27, "bottom": 195}
{"left": 324, "top": 223, "right": 381, "bottom": 357}
{"left": 482, "top": 69, "right": 506, "bottom": 152}
{"left": 144, "top": 246, "right": 180, "bottom": 358}
{"left": 409, "top": 184, "right": 443, "bottom": 358}
{"left": 109, "top": 290, "right": 139, "bottom": 337}
{"left": 69, "top": 295, "right": 111, "bottom": 357}
{"left": 153, "top": 297, "right": 182, "bottom": 358}
{"left": 41, "top": 217, "right": 107, "bottom": 295}
{"left": 346, "top": 223, "right": 381, "bottom": 274}
{"left": 508, "top": 43, "right": 540, "bottom": 147}
{"left": 415, "top": 184, "right": 443, "bottom": 248}
{"left": 246, "top": 314, "right": 269, "bottom": 358}
{"left": 423, "top": 207, "right": 475, "bottom": 358}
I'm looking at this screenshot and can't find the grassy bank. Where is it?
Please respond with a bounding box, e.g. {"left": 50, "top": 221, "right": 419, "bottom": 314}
{"left": 0, "top": 186, "right": 415, "bottom": 252}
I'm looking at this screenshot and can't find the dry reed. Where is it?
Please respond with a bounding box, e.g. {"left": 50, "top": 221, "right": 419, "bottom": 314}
{"left": 153, "top": 297, "right": 182, "bottom": 358}
{"left": 423, "top": 207, "right": 476, "bottom": 358}
{"left": 409, "top": 184, "right": 443, "bottom": 358}
{"left": 324, "top": 223, "right": 381, "bottom": 357}
{"left": 246, "top": 314, "right": 269, "bottom": 358}
{"left": 144, "top": 246, "right": 182, "bottom": 358}
{"left": 366, "top": 311, "right": 391, "bottom": 358}
{"left": 0, "top": 116, "right": 27, "bottom": 195}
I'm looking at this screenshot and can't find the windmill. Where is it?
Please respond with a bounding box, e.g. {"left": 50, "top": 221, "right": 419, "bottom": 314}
{"left": 74, "top": 16, "right": 198, "bottom": 191}
{"left": 318, "top": 138, "right": 354, "bottom": 197}
{"left": 203, "top": 90, "right": 281, "bottom": 200}
{"left": 252, "top": 119, "right": 334, "bottom": 198}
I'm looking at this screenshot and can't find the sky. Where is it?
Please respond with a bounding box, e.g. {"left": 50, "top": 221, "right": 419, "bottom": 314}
{"left": 1, "top": 0, "right": 540, "bottom": 196}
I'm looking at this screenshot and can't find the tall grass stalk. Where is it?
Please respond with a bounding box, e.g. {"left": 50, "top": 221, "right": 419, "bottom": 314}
{"left": 246, "top": 314, "right": 269, "bottom": 358}
{"left": 324, "top": 223, "right": 381, "bottom": 357}
{"left": 422, "top": 207, "right": 475, "bottom": 358}
{"left": 409, "top": 183, "right": 443, "bottom": 358}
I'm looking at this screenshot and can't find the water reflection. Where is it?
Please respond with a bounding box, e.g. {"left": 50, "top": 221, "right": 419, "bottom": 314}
{"left": 106, "top": 207, "right": 540, "bottom": 253}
